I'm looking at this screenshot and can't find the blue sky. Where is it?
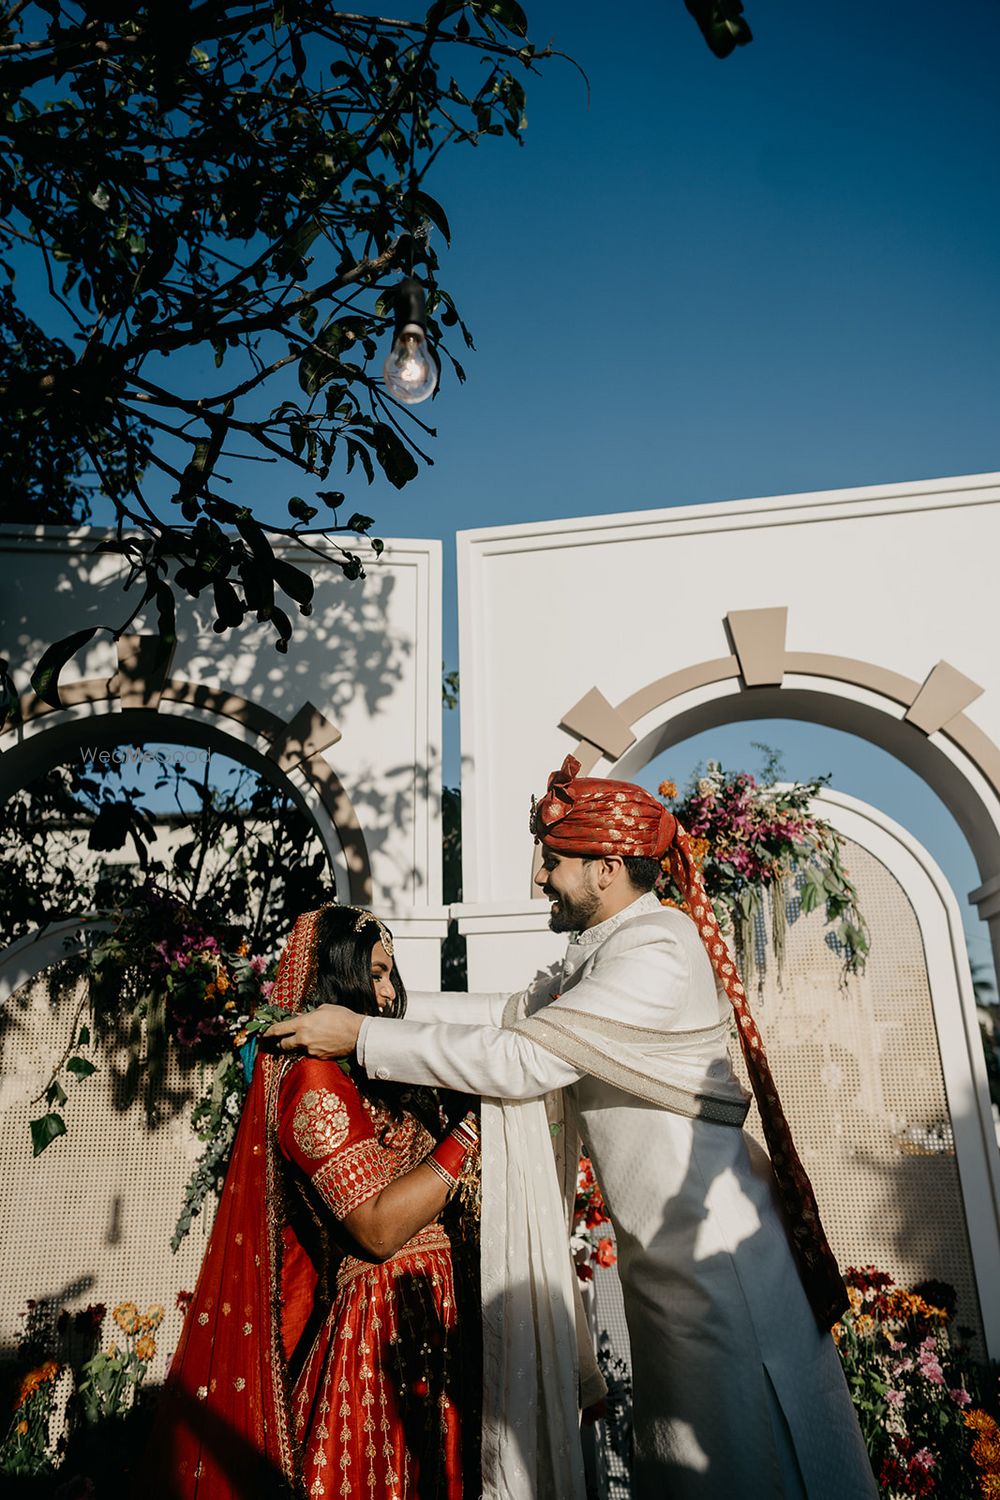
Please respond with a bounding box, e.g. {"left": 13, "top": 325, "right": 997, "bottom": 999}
{"left": 397, "top": 0, "right": 997, "bottom": 972}
{"left": 60, "top": 1, "right": 1000, "bottom": 973}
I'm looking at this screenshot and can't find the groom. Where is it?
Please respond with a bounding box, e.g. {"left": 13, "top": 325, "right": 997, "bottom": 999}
{"left": 267, "top": 756, "right": 876, "bottom": 1499}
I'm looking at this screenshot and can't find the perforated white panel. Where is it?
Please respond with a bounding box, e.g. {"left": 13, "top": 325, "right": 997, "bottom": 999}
{"left": 737, "top": 837, "right": 984, "bottom": 1353}
{"left": 0, "top": 965, "right": 214, "bottom": 1381}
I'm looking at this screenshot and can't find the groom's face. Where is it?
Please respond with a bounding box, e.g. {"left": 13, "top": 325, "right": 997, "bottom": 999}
{"left": 535, "top": 847, "right": 601, "bottom": 933}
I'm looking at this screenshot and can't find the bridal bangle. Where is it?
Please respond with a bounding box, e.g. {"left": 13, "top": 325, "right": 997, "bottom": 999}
{"left": 427, "top": 1111, "right": 480, "bottom": 1191}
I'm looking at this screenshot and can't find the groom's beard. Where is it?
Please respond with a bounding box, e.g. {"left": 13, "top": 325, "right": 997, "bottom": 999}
{"left": 545, "top": 883, "right": 600, "bottom": 934}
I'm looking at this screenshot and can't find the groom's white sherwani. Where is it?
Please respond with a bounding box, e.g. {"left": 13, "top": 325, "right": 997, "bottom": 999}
{"left": 357, "top": 892, "right": 876, "bottom": 1500}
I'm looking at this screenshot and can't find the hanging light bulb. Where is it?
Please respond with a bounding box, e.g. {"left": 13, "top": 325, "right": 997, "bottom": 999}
{"left": 383, "top": 278, "right": 438, "bottom": 405}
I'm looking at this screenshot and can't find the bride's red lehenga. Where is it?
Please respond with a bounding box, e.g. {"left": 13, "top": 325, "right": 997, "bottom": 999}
{"left": 282, "top": 1060, "right": 461, "bottom": 1499}
{"left": 147, "top": 909, "right": 466, "bottom": 1500}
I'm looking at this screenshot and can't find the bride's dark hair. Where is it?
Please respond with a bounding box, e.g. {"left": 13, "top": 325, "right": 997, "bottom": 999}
{"left": 311, "top": 905, "right": 439, "bottom": 1137}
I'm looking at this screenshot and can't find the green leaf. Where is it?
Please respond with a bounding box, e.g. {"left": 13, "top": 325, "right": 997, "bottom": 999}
{"left": 46, "top": 1080, "right": 68, "bottom": 1107}
{"left": 482, "top": 0, "right": 529, "bottom": 36}
{"left": 272, "top": 557, "right": 314, "bottom": 607}
{"left": 288, "top": 496, "right": 318, "bottom": 524}
{"left": 412, "top": 189, "right": 452, "bottom": 245}
{"left": 77, "top": 1024, "right": 90, "bottom": 1046}
{"left": 346, "top": 513, "right": 374, "bottom": 532}
{"left": 30, "top": 628, "right": 98, "bottom": 708}
{"left": 31, "top": 1112, "right": 67, "bottom": 1156}
{"left": 66, "top": 1055, "right": 97, "bottom": 1077}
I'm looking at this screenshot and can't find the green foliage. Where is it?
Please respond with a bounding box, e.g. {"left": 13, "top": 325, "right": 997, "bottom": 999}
{"left": 0, "top": 1, "right": 554, "bottom": 705}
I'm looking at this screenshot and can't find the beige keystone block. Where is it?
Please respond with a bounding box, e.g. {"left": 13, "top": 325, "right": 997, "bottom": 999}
{"left": 725, "top": 607, "right": 788, "bottom": 687}
{"left": 267, "top": 701, "right": 343, "bottom": 772}
{"left": 905, "top": 661, "right": 985, "bottom": 736}
{"left": 559, "top": 686, "right": 636, "bottom": 761}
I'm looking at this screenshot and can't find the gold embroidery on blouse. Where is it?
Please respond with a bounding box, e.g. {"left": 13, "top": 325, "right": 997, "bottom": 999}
{"left": 293, "top": 1088, "right": 351, "bottom": 1159}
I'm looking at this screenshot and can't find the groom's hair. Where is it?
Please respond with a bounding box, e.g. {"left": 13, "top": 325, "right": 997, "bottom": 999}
{"left": 583, "top": 853, "right": 661, "bottom": 892}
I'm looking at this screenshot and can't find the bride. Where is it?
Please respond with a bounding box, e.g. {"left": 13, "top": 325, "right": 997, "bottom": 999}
{"left": 148, "top": 904, "right": 481, "bottom": 1498}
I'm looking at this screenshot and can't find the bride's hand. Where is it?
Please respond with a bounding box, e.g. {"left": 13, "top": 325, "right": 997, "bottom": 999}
{"left": 264, "top": 1004, "right": 362, "bottom": 1059}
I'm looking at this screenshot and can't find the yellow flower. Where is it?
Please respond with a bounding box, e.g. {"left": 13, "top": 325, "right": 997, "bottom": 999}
{"left": 216, "top": 970, "right": 230, "bottom": 994}
{"left": 16, "top": 1420, "right": 28, "bottom": 1435}
{"left": 658, "top": 779, "right": 677, "bottom": 800}
{"left": 135, "top": 1335, "right": 156, "bottom": 1361}
{"left": 204, "top": 981, "right": 217, "bottom": 1001}
{"left": 113, "top": 1301, "right": 140, "bottom": 1334}
{"left": 224, "top": 999, "right": 236, "bottom": 1012}
{"left": 146, "top": 1305, "right": 165, "bottom": 1330}
{"left": 105, "top": 1344, "right": 121, "bottom": 1360}
{"left": 237, "top": 939, "right": 249, "bottom": 956}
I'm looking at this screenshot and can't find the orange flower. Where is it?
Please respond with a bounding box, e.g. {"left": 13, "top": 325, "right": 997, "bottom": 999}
{"left": 204, "top": 981, "right": 217, "bottom": 1001}
{"left": 658, "top": 779, "right": 677, "bottom": 800}
{"left": 237, "top": 939, "right": 249, "bottom": 956}
{"left": 16, "top": 1420, "right": 27, "bottom": 1435}
{"left": 595, "top": 1238, "right": 617, "bottom": 1268}
{"left": 216, "top": 970, "right": 230, "bottom": 994}
{"left": 113, "top": 1301, "right": 139, "bottom": 1334}
{"left": 135, "top": 1335, "right": 156, "bottom": 1361}
{"left": 17, "top": 1360, "right": 60, "bottom": 1405}
{"left": 688, "top": 837, "right": 710, "bottom": 867}
{"left": 146, "top": 1304, "right": 165, "bottom": 1330}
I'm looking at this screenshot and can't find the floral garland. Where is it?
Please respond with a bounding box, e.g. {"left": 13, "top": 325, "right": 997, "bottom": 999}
{"left": 656, "top": 758, "right": 870, "bottom": 984}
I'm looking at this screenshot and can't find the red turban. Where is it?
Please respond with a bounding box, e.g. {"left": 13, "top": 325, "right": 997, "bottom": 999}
{"left": 530, "top": 755, "right": 675, "bottom": 858}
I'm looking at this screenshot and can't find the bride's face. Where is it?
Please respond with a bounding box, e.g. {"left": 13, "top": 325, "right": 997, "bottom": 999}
{"left": 369, "top": 940, "right": 396, "bottom": 1013}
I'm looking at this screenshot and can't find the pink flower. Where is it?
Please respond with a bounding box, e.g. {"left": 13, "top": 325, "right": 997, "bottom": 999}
{"left": 260, "top": 981, "right": 275, "bottom": 999}
{"left": 885, "top": 1389, "right": 905, "bottom": 1408}
{"left": 918, "top": 1357, "right": 945, "bottom": 1386}
{"left": 249, "top": 955, "right": 267, "bottom": 975}
{"left": 912, "top": 1448, "right": 935, "bottom": 1471}
{"left": 949, "top": 1387, "right": 971, "bottom": 1408}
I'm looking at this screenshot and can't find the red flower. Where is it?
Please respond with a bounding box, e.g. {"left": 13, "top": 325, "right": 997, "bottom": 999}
{"left": 595, "top": 1238, "right": 616, "bottom": 1268}
{"left": 176, "top": 1290, "right": 194, "bottom": 1312}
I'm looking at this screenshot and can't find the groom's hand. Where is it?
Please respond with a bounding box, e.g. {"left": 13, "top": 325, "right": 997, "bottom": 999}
{"left": 264, "top": 1004, "right": 362, "bottom": 1059}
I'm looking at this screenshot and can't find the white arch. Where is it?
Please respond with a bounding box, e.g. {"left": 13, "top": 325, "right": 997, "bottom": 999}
{"left": 808, "top": 789, "right": 1000, "bottom": 1357}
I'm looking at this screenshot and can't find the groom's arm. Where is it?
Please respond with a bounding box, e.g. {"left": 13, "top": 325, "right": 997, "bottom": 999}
{"left": 404, "top": 991, "right": 510, "bottom": 1025}
{"left": 357, "top": 1014, "right": 581, "bottom": 1097}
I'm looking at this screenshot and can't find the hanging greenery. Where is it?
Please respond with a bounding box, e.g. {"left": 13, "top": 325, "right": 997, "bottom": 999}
{"left": 655, "top": 752, "right": 870, "bottom": 985}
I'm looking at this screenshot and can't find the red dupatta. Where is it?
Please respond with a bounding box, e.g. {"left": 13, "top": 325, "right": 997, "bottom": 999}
{"left": 148, "top": 909, "right": 327, "bottom": 1499}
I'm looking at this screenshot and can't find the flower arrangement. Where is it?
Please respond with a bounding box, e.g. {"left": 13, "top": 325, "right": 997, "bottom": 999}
{"left": 76, "top": 1301, "right": 163, "bottom": 1426}
{"left": 30, "top": 887, "right": 280, "bottom": 1167}
{"left": 832, "top": 1265, "right": 991, "bottom": 1496}
{"left": 0, "top": 1298, "right": 162, "bottom": 1480}
{"left": 0, "top": 1358, "right": 63, "bottom": 1476}
{"left": 571, "top": 1154, "right": 617, "bottom": 1282}
{"left": 656, "top": 753, "right": 870, "bottom": 984}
